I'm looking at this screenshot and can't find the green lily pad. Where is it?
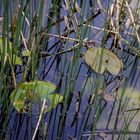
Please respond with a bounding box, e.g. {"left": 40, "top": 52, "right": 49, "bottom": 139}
{"left": 0, "top": 38, "right": 22, "bottom": 65}
{"left": 45, "top": 94, "right": 63, "bottom": 112}
{"left": 83, "top": 47, "right": 122, "bottom": 75}
{"left": 10, "top": 80, "right": 63, "bottom": 113}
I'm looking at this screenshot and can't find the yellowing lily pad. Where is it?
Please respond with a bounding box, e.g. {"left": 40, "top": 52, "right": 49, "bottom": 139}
{"left": 10, "top": 80, "right": 63, "bottom": 113}
{"left": 12, "top": 54, "right": 23, "bottom": 65}
{"left": 83, "top": 47, "right": 122, "bottom": 75}
{"left": 22, "top": 49, "right": 30, "bottom": 57}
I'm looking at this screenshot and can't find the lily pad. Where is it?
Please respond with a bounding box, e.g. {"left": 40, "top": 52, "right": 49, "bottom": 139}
{"left": 45, "top": 94, "right": 63, "bottom": 112}
{"left": 10, "top": 80, "right": 63, "bottom": 113}
{"left": 83, "top": 47, "right": 122, "bottom": 75}
{"left": 0, "top": 38, "right": 22, "bottom": 65}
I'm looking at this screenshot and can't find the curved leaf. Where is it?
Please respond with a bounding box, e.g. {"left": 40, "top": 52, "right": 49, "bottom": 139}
{"left": 45, "top": 94, "right": 63, "bottom": 112}
{"left": 83, "top": 47, "right": 105, "bottom": 74}
{"left": 83, "top": 47, "right": 122, "bottom": 75}
{"left": 12, "top": 54, "right": 23, "bottom": 65}
{"left": 10, "top": 80, "right": 63, "bottom": 113}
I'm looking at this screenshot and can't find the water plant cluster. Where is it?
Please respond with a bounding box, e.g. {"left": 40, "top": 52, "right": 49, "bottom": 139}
{"left": 0, "top": 0, "right": 140, "bottom": 140}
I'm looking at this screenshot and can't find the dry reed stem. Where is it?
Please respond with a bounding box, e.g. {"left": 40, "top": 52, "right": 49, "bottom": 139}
{"left": 18, "top": 4, "right": 30, "bottom": 26}
{"left": 125, "top": 1, "right": 140, "bottom": 44}
{"left": 20, "top": 31, "right": 28, "bottom": 50}
{"left": 96, "top": 0, "right": 103, "bottom": 12}
{"left": 113, "top": 0, "right": 120, "bottom": 48}
{"left": 32, "top": 99, "right": 46, "bottom": 140}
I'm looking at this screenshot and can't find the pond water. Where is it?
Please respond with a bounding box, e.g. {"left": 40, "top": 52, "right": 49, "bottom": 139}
{"left": 0, "top": 0, "right": 140, "bottom": 140}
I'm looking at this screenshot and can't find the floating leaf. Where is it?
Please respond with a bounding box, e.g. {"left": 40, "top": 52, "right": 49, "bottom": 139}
{"left": 0, "top": 38, "right": 22, "bottom": 65}
{"left": 83, "top": 47, "right": 122, "bottom": 75}
{"left": 20, "top": 80, "right": 57, "bottom": 100}
{"left": 45, "top": 94, "right": 63, "bottom": 112}
{"left": 10, "top": 80, "right": 63, "bottom": 113}
{"left": 83, "top": 48, "right": 105, "bottom": 74}
{"left": 12, "top": 54, "right": 23, "bottom": 65}
{"left": 22, "top": 49, "right": 30, "bottom": 57}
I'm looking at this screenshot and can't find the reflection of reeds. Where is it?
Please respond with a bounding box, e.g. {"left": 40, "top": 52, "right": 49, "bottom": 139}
{"left": 0, "top": 0, "right": 140, "bottom": 139}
